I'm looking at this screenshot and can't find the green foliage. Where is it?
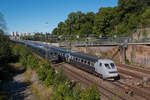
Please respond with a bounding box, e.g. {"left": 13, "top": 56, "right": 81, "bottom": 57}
{"left": 44, "top": 68, "right": 55, "bottom": 86}
{"left": 11, "top": 43, "right": 21, "bottom": 56}
{"left": 125, "top": 59, "right": 130, "bottom": 64}
{"left": 27, "top": 54, "right": 39, "bottom": 69}
{"left": 118, "top": 0, "right": 149, "bottom": 15}
{"left": 37, "top": 60, "right": 57, "bottom": 87}
{"left": 80, "top": 86, "right": 100, "bottom": 100}
{"left": 37, "top": 61, "right": 51, "bottom": 81}
{"left": 94, "top": 7, "right": 118, "bottom": 36}
{"left": 8, "top": 43, "right": 101, "bottom": 100}
{"left": 0, "top": 31, "right": 11, "bottom": 63}
{"left": 37, "top": 67, "right": 47, "bottom": 81}
{"left": 143, "top": 29, "right": 148, "bottom": 38}
{"left": 52, "top": 81, "right": 73, "bottom": 100}
{"left": 72, "top": 83, "right": 81, "bottom": 100}
{"left": 49, "top": 0, "right": 150, "bottom": 38}
{"left": 19, "top": 47, "right": 31, "bottom": 67}
{"left": 53, "top": 67, "right": 67, "bottom": 87}
{"left": 141, "top": 7, "right": 150, "bottom": 25}
{"left": 52, "top": 11, "right": 95, "bottom": 37}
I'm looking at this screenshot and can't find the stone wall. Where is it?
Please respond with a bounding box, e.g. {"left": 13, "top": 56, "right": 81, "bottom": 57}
{"left": 70, "top": 45, "right": 150, "bottom": 68}
{"left": 126, "top": 45, "right": 150, "bottom": 67}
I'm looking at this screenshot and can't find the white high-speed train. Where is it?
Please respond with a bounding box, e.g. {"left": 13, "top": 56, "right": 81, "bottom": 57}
{"left": 19, "top": 40, "right": 120, "bottom": 80}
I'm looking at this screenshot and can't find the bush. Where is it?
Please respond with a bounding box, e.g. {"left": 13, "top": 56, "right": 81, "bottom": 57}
{"left": 51, "top": 81, "right": 72, "bottom": 100}
{"left": 125, "top": 59, "right": 130, "bottom": 64}
{"left": 53, "top": 67, "right": 67, "bottom": 87}
{"left": 44, "top": 68, "right": 55, "bottom": 86}
{"left": 37, "top": 67, "right": 47, "bottom": 81}
{"left": 80, "top": 86, "right": 100, "bottom": 100}
{"left": 37, "top": 60, "right": 55, "bottom": 85}
{"left": 10, "top": 43, "right": 101, "bottom": 100}
{"left": 72, "top": 83, "right": 81, "bottom": 100}
{"left": 14, "top": 45, "right": 32, "bottom": 67}
{"left": 27, "top": 54, "right": 39, "bottom": 69}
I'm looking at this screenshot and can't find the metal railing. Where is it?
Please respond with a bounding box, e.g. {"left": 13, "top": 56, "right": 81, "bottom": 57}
{"left": 59, "top": 37, "right": 150, "bottom": 47}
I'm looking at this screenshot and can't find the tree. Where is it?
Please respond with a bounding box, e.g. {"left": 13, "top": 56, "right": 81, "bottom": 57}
{"left": 0, "top": 12, "right": 7, "bottom": 31}
{"left": 0, "top": 30, "right": 11, "bottom": 63}
{"left": 118, "top": 0, "right": 149, "bottom": 15}
{"left": 94, "top": 7, "right": 117, "bottom": 36}
{"left": 141, "top": 7, "right": 150, "bottom": 25}
{"left": 51, "top": 0, "right": 150, "bottom": 38}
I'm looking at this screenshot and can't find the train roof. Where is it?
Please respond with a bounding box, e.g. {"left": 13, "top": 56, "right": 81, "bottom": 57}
{"left": 70, "top": 52, "right": 99, "bottom": 62}
{"left": 98, "top": 59, "right": 114, "bottom": 63}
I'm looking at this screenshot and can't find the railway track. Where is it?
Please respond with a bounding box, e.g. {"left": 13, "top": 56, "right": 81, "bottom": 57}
{"left": 116, "top": 63, "right": 150, "bottom": 75}
{"left": 52, "top": 63, "right": 146, "bottom": 100}
{"left": 64, "top": 68, "right": 117, "bottom": 100}
{"left": 112, "top": 80, "right": 150, "bottom": 100}
{"left": 33, "top": 47, "right": 150, "bottom": 100}
{"left": 116, "top": 63, "right": 150, "bottom": 87}
{"left": 36, "top": 53, "right": 150, "bottom": 100}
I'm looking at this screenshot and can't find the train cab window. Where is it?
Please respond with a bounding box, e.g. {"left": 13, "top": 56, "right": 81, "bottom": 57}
{"left": 99, "top": 63, "right": 102, "bottom": 67}
{"left": 110, "top": 63, "right": 115, "bottom": 69}
{"left": 104, "top": 64, "right": 111, "bottom": 69}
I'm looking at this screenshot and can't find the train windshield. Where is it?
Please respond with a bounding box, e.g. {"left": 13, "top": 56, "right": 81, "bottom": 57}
{"left": 104, "top": 64, "right": 111, "bottom": 69}
{"left": 110, "top": 63, "right": 115, "bottom": 69}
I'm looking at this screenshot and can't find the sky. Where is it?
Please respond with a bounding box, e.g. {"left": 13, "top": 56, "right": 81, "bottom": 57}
{"left": 0, "top": 0, "right": 118, "bottom": 34}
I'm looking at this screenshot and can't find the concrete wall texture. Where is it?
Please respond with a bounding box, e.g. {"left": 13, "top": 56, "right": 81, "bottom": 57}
{"left": 70, "top": 45, "right": 150, "bottom": 68}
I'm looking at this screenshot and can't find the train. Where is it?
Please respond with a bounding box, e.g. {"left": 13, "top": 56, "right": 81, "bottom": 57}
{"left": 18, "top": 40, "right": 120, "bottom": 80}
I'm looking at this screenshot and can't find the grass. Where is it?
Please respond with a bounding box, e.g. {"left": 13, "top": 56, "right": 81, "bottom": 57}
{"left": 31, "top": 83, "right": 52, "bottom": 100}
{"left": 24, "top": 68, "right": 52, "bottom": 100}
{"left": 9, "top": 63, "right": 25, "bottom": 71}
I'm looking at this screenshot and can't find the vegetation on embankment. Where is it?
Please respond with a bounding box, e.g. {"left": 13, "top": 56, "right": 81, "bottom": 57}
{"left": 13, "top": 43, "right": 101, "bottom": 100}
{"left": 0, "top": 30, "right": 101, "bottom": 99}
{"left": 0, "top": 30, "right": 26, "bottom": 99}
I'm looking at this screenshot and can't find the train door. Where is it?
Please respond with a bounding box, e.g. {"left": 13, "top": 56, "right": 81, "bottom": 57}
{"left": 94, "top": 61, "right": 105, "bottom": 77}
{"left": 66, "top": 53, "right": 71, "bottom": 62}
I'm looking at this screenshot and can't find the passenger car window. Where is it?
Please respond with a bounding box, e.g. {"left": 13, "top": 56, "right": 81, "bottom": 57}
{"left": 104, "top": 64, "right": 111, "bottom": 69}
{"left": 81, "top": 59, "right": 83, "bottom": 62}
{"left": 76, "top": 58, "right": 78, "bottom": 61}
{"left": 110, "top": 63, "right": 115, "bottom": 69}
